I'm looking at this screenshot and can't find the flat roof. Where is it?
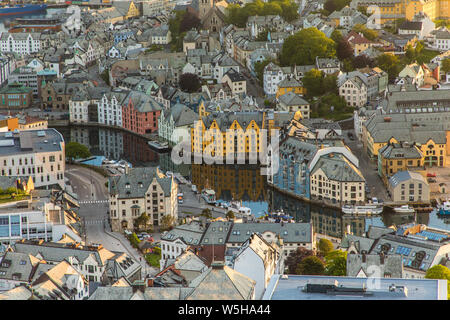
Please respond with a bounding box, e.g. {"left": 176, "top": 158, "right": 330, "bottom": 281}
{"left": 264, "top": 275, "right": 447, "bottom": 300}
{"left": 0, "top": 128, "right": 64, "bottom": 156}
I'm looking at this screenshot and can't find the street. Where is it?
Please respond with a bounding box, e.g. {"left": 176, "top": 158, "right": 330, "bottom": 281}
{"left": 342, "top": 129, "right": 390, "bottom": 202}
{"left": 66, "top": 165, "right": 159, "bottom": 277}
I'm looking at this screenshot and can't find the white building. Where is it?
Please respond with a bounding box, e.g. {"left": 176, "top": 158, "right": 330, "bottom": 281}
{"left": 69, "top": 86, "right": 90, "bottom": 124}
{"left": 430, "top": 29, "right": 450, "bottom": 51}
{"left": 227, "top": 233, "right": 283, "bottom": 299}
{"left": 108, "top": 167, "right": 178, "bottom": 233}
{"left": 97, "top": 91, "right": 127, "bottom": 127}
{"left": 0, "top": 202, "right": 81, "bottom": 245}
{"left": 0, "top": 129, "right": 65, "bottom": 189}
{"left": 0, "top": 33, "right": 42, "bottom": 56}
{"left": 339, "top": 75, "right": 368, "bottom": 107}
{"left": 158, "top": 102, "right": 198, "bottom": 145}
{"left": 159, "top": 220, "right": 205, "bottom": 269}
{"left": 263, "top": 62, "right": 287, "bottom": 95}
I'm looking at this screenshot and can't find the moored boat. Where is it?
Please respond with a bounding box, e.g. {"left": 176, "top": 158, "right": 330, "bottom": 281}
{"left": 393, "top": 205, "right": 415, "bottom": 214}
{"left": 342, "top": 204, "right": 383, "bottom": 215}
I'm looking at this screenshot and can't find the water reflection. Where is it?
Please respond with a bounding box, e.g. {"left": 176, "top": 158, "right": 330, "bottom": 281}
{"left": 57, "top": 125, "right": 449, "bottom": 234}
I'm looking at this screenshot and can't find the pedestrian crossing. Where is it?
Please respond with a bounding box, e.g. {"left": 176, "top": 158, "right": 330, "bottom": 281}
{"left": 84, "top": 219, "right": 106, "bottom": 225}
{"left": 79, "top": 200, "right": 109, "bottom": 205}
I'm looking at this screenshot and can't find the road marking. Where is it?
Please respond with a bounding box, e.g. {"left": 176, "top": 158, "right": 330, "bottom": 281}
{"left": 84, "top": 219, "right": 105, "bottom": 225}
{"left": 79, "top": 200, "right": 109, "bottom": 204}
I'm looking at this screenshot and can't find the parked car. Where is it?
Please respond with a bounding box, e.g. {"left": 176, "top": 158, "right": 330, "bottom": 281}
{"left": 428, "top": 178, "right": 437, "bottom": 183}
{"left": 124, "top": 230, "right": 132, "bottom": 236}
{"left": 426, "top": 173, "right": 436, "bottom": 177}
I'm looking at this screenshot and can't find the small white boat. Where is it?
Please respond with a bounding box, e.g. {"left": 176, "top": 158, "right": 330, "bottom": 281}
{"left": 342, "top": 204, "right": 383, "bottom": 215}
{"left": 393, "top": 205, "right": 415, "bottom": 214}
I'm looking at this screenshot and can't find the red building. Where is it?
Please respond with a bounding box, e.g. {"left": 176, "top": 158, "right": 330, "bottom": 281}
{"left": 122, "top": 91, "right": 162, "bottom": 135}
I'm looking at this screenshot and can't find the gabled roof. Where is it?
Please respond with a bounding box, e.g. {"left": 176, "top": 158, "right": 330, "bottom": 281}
{"left": 186, "top": 264, "right": 255, "bottom": 300}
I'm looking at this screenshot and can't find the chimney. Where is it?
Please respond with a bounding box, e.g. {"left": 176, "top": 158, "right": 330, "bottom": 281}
{"left": 147, "top": 278, "right": 154, "bottom": 287}
{"left": 362, "top": 252, "right": 366, "bottom": 263}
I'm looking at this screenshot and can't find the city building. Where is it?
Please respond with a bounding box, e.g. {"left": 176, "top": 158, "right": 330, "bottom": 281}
{"left": 346, "top": 253, "right": 404, "bottom": 278}
{"left": 276, "top": 91, "right": 310, "bottom": 117}
{"left": 97, "top": 90, "right": 128, "bottom": 127}
{"left": 338, "top": 75, "right": 368, "bottom": 107}
{"left": 388, "top": 170, "right": 430, "bottom": 203}
{"left": 191, "top": 111, "right": 267, "bottom": 163}
{"left": 310, "top": 150, "right": 366, "bottom": 205}
{"left": 122, "top": 91, "right": 163, "bottom": 135}
{"left": 108, "top": 167, "right": 178, "bottom": 232}
{"left": 378, "top": 142, "right": 423, "bottom": 181}
{"left": 0, "top": 82, "right": 33, "bottom": 110}
{"left": 158, "top": 101, "right": 198, "bottom": 146}
{"left": 0, "top": 129, "right": 65, "bottom": 189}
{"left": 351, "top": 0, "right": 450, "bottom": 22}
{"left": 362, "top": 109, "right": 450, "bottom": 165}
{"left": 370, "top": 224, "right": 450, "bottom": 279}
{"left": 226, "top": 222, "right": 314, "bottom": 262}
{"left": 226, "top": 233, "right": 283, "bottom": 299}
{"left": 14, "top": 240, "right": 142, "bottom": 284}
{"left": 0, "top": 33, "right": 42, "bottom": 56}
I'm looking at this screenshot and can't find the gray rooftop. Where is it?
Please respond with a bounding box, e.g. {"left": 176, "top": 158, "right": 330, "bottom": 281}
{"left": 0, "top": 129, "right": 64, "bottom": 156}
{"left": 264, "top": 275, "right": 447, "bottom": 300}
{"left": 227, "top": 222, "right": 312, "bottom": 244}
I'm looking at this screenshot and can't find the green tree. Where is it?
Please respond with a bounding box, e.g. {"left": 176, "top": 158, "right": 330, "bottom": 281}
{"left": 318, "top": 238, "right": 334, "bottom": 256}
{"left": 100, "top": 69, "right": 110, "bottom": 86}
{"left": 201, "top": 208, "right": 212, "bottom": 219}
{"left": 279, "top": 27, "right": 336, "bottom": 66}
{"left": 442, "top": 59, "right": 450, "bottom": 74}
{"left": 342, "top": 58, "right": 355, "bottom": 72}
{"left": 315, "top": 93, "right": 352, "bottom": 120}
{"left": 303, "top": 68, "right": 324, "bottom": 98}
{"left": 135, "top": 212, "right": 150, "bottom": 231}
{"left": 179, "top": 73, "right": 201, "bottom": 93}
{"left": 352, "top": 24, "right": 378, "bottom": 41}
{"left": 296, "top": 256, "right": 326, "bottom": 275}
{"left": 324, "top": 250, "right": 347, "bottom": 276}
{"left": 425, "top": 265, "right": 450, "bottom": 299}
{"left": 226, "top": 210, "right": 235, "bottom": 220}
{"left": 357, "top": 5, "right": 367, "bottom": 15}
{"left": 330, "top": 29, "right": 343, "bottom": 43}
{"left": 376, "top": 53, "right": 401, "bottom": 82}
{"left": 161, "top": 214, "right": 176, "bottom": 230}
{"left": 324, "top": 0, "right": 351, "bottom": 13}
{"left": 129, "top": 232, "right": 141, "bottom": 248}
{"left": 65, "top": 141, "right": 91, "bottom": 160}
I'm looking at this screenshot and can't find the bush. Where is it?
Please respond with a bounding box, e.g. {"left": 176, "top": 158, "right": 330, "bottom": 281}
{"left": 129, "top": 232, "right": 141, "bottom": 248}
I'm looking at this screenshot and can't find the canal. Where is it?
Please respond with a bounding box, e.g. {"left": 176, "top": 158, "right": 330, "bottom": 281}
{"left": 56, "top": 125, "right": 450, "bottom": 238}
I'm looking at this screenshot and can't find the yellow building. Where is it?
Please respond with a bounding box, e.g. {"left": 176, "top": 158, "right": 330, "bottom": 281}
{"left": 191, "top": 111, "right": 266, "bottom": 162}
{"left": 276, "top": 77, "right": 306, "bottom": 98}
{"left": 0, "top": 116, "right": 18, "bottom": 131}
{"left": 363, "top": 117, "right": 449, "bottom": 167}
{"left": 377, "top": 142, "right": 424, "bottom": 183}
{"left": 357, "top": 0, "right": 450, "bottom": 22}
